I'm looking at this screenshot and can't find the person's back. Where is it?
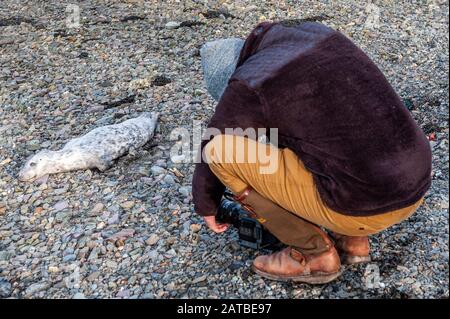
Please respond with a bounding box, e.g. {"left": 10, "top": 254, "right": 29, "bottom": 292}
{"left": 228, "top": 22, "right": 432, "bottom": 215}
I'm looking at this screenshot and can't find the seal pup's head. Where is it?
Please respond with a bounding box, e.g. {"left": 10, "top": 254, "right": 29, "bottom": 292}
{"left": 19, "top": 150, "right": 54, "bottom": 182}
{"left": 200, "top": 38, "right": 245, "bottom": 102}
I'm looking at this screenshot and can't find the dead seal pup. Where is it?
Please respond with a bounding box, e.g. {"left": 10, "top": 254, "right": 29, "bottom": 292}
{"left": 19, "top": 112, "right": 159, "bottom": 182}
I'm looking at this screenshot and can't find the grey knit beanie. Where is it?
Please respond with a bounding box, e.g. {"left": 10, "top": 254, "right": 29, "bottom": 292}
{"left": 200, "top": 38, "right": 245, "bottom": 101}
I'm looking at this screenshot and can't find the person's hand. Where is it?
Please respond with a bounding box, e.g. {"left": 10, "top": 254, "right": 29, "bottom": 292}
{"left": 203, "top": 215, "right": 229, "bottom": 233}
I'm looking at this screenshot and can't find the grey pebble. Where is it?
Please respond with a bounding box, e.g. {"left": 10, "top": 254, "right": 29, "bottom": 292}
{"left": 178, "top": 187, "right": 190, "bottom": 197}
{"left": 165, "top": 21, "right": 181, "bottom": 29}
{"left": 163, "top": 174, "right": 176, "bottom": 185}
{"left": 150, "top": 166, "right": 166, "bottom": 175}
{"left": 0, "top": 278, "right": 12, "bottom": 298}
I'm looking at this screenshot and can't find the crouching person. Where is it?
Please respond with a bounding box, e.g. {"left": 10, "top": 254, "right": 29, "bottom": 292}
{"left": 192, "top": 21, "right": 432, "bottom": 284}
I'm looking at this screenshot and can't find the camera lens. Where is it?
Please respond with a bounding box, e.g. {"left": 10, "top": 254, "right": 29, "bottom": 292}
{"left": 217, "top": 199, "right": 244, "bottom": 225}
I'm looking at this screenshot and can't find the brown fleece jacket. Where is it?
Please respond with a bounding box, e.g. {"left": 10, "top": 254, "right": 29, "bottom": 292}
{"left": 192, "top": 21, "right": 432, "bottom": 217}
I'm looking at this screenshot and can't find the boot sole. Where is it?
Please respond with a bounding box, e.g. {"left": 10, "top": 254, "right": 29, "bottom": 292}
{"left": 252, "top": 266, "right": 343, "bottom": 284}
{"left": 339, "top": 253, "right": 371, "bottom": 265}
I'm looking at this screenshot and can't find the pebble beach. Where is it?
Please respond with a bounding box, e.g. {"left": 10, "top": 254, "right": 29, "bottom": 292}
{"left": 0, "top": 0, "right": 448, "bottom": 298}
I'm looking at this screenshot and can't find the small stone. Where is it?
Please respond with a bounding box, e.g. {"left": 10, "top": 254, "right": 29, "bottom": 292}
{"left": 0, "top": 278, "right": 12, "bottom": 298}
{"left": 155, "top": 159, "right": 167, "bottom": 167}
{"left": 231, "top": 241, "right": 240, "bottom": 251}
{"left": 120, "top": 201, "right": 135, "bottom": 209}
{"left": 87, "top": 105, "right": 105, "bottom": 113}
{"left": 397, "top": 265, "right": 409, "bottom": 272}
{"left": 229, "top": 261, "right": 243, "bottom": 271}
{"left": 178, "top": 187, "right": 190, "bottom": 197}
{"left": 166, "top": 237, "right": 177, "bottom": 245}
{"left": 21, "top": 205, "right": 29, "bottom": 214}
{"left": 96, "top": 221, "right": 106, "bottom": 230}
{"left": 141, "top": 177, "right": 153, "bottom": 185}
{"left": 73, "top": 292, "right": 86, "bottom": 299}
{"left": 107, "top": 228, "right": 135, "bottom": 241}
{"left": 165, "top": 21, "right": 180, "bottom": 29}
{"left": 27, "top": 141, "right": 41, "bottom": 151}
{"left": 116, "top": 289, "right": 130, "bottom": 298}
{"left": 0, "top": 158, "right": 12, "bottom": 166}
{"left": 91, "top": 203, "right": 104, "bottom": 214}
{"left": 99, "top": 80, "right": 113, "bottom": 87}
{"left": 54, "top": 188, "right": 67, "bottom": 195}
{"left": 48, "top": 266, "right": 59, "bottom": 273}
{"left": 101, "top": 211, "right": 111, "bottom": 219}
{"left": 63, "top": 254, "right": 76, "bottom": 262}
{"left": 25, "top": 282, "right": 49, "bottom": 297}
{"left": 53, "top": 201, "right": 68, "bottom": 212}
{"left": 107, "top": 213, "right": 119, "bottom": 224}
{"left": 87, "top": 271, "right": 100, "bottom": 281}
{"left": 163, "top": 174, "right": 176, "bottom": 185}
{"left": 165, "top": 248, "right": 176, "bottom": 257}
{"left": 148, "top": 250, "right": 159, "bottom": 260}
{"left": 190, "top": 224, "right": 202, "bottom": 233}
{"left": 146, "top": 234, "right": 159, "bottom": 246}
{"left": 34, "top": 174, "right": 49, "bottom": 185}
{"left": 105, "top": 260, "right": 118, "bottom": 268}
{"left": 171, "top": 154, "right": 186, "bottom": 163}
{"left": 151, "top": 166, "right": 166, "bottom": 175}
{"left": 192, "top": 275, "right": 207, "bottom": 284}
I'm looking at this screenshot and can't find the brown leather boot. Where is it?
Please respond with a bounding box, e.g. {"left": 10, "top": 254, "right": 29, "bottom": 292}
{"left": 235, "top": 188, "right": 342, "bottom": 283}
{"left": 330, "top": 233, "right": 371, "bottom": 265}
{"left": 252, "top": 246, "right": 342, "bottom": 284}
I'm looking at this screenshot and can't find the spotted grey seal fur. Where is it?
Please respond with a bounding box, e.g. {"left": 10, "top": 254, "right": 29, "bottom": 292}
{"left": 19, "top": 112, "right": 159, "bottom": 182}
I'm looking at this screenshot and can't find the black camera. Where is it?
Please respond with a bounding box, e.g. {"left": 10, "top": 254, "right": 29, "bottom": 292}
{"left": 216, "top": 191, "right": 282, "bottom": 251}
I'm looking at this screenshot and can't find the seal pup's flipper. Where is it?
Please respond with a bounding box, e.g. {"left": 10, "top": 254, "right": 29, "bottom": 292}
{"left": 96, "top": 155, "right": 114, "bottom": 172}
